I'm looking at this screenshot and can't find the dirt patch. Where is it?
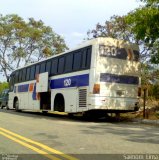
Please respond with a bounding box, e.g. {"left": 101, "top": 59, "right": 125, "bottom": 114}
{"left": 120, "top": 106, "right": 159, "bottom": 121}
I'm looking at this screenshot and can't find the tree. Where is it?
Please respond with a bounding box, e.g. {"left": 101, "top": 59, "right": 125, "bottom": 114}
{"left": 126, "top": 0, "right": 159, "bottom": 63}
{"left": 87, "top": 15, "right": 135, "bottom": 43}
{"left": 0, "top": 82, "right": 8, "bottom": 93}
{"left": 88, "top": 14, "right": 153, "bottom": 61}
{"left": 87, "top": 0, "right": 159, "bottom": 83}
{"left": 125, "top": 0, "right": 159, "bottom": 92}
{"left": 87, "top": 0, "right": 159, "bottom": 62}
{"left": 0, "top": 14, "right": 68, "bottom": 80}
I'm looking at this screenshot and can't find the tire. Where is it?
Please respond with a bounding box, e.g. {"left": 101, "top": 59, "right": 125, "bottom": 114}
{"left": 0, "top": 103, "right": 3, "bottom": 109}
{"left": 6, "top": 105, "right": 9, "bottom": 110}
{"left": 42, "top": 111, "right": 48, "bottom": 114}
{"left": 54, "top": 94, "right": 65, "bottom": 112}
{"left": 54, "top": 101, "right": 64, "bottom": 112}
{"left": 68, "top": 113, "right": 74, "bottom": 118}
{"left": 14, "top": 99, "right": 20, "bottom": 112}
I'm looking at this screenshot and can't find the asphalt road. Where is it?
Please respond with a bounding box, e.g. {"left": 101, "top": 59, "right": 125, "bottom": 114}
{"left": 0, "top": 109, "right": 159, "bottom": 160}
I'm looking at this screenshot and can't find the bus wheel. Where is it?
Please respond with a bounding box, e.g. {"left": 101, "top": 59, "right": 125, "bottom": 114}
{"left": 54, "top": 94, "right": 65, "bottom": 112}
{"left": 68, "top": 113, "right": 74, "bottom": 118}
{"left": 42, "top": 111, "right": 48, "bottom": 114}
{"left": 14, "top": 99, "right": 20, "bottom": 112}
{"left": 6, "top": 104, "right": 9, "bottom": 110}
{"left": 0, "top": 103, "right": 3, "bottom": 109}
{"left": 6, "top": 106, "right": 9, "bottom": 110}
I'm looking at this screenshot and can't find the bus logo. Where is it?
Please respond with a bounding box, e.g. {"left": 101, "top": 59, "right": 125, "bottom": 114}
{"left": 64, "top": 79, "right": 71, "bottom": 87}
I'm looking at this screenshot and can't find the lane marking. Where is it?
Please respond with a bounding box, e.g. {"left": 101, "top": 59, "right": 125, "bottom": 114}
{"left": 0, "top": 131, "right": 60, "bottom": 160}
{"left": 0, "top": 127, "right": 78, "bottom": 160}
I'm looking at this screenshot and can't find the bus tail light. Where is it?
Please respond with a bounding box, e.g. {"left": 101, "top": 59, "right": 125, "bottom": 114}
{"left": 138, "top": 87, "right": 141, "bottom": 97}
{"left": 93, "top": 84, "right": 100, "bottom": 94}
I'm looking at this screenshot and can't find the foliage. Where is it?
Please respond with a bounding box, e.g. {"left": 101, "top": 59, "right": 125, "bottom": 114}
{"left": 125, "top": 0, "right": 159, "bottom": 63}
{"left": 87, "top": 0, "right": 159, "bottom": 58}
{"left": 141, "top": 63, "right": 159, "bottom": 99}
{"left": 87, "top": 0, "right": 159, "bottom": 88}
{"left": 0, "top": 14, "right": 68, "bottom": 80}
{"left": 0, "top": 82, "right": 8, "bottom": 93}
{"left": 87, "top": 15, "right": 135, "bottom": 42}
{"left": 87, "top": 15, "right": 150, "bottom": 63}
{"left": 148, "top": 84, "right": 159, "bottom": 99}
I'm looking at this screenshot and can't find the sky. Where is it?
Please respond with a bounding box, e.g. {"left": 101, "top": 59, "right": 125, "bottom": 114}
{"left": 0, "top": 0, "right": 142, "bottom": 81}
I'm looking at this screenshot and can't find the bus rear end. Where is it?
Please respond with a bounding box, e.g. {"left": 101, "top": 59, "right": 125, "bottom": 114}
{"left": 90, "top": 38, "right": 140, "bottom": 112}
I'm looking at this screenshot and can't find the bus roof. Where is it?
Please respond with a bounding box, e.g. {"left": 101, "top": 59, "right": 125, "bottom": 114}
{"left": 10, "top": 37, "right": 139, "bottom": 73}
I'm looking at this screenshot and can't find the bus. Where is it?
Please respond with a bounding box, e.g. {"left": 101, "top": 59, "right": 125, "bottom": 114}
{"left": 8, "top": 37, "right": 140, "bottom": 116}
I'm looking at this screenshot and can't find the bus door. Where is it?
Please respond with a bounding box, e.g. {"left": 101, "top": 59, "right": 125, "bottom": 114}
{"left": 36, "top": 72, "right": 51, "bottom": 110}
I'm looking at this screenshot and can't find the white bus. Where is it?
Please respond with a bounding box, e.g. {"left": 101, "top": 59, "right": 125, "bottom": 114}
{"left": 8, "top": 37, "right": 140, "bottom": 116}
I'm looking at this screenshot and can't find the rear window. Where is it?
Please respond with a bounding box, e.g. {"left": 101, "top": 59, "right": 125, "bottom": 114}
{"left": 99, "top": 45, "right": 139, "bottom": 61}
{"left": 133, "top": 50, "right": 140, "bottom": 61}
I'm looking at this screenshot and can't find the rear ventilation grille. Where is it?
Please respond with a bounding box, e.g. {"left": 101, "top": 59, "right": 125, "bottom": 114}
{"left": 79, "top": 89, "right": 87, "bottom": 107}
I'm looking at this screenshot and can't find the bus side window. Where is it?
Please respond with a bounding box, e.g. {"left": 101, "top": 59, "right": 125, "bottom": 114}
{"left": 51, "top": 59, "right": 58, "bottom": 75}
{"left": 18, "top": 70, "right": 22, "bottom": 83}
{"left": 26, "top": 67, "right": 31, "bottom": 81}
{"left": 22, "top": 68, "right": 26, "bottom": 82}
{"left": 30, "top": 65, "right": 35, "bottom": 80}
{"left": 15, "top": 71, "right": 19, "bottom": 83}
{"left": 73, "top": 51, "right": 82, "bottom": 71}
{"left": 58, "top": 57, "right": 65, "bottom": 74}
{"left": 81, "top": 50, "right": 87, "bottom": 69}
{"left": 12, "top": 74, "right": 15, "bottom": 87}
{"left": 86, "top": 48, "right": 91, "bottom": 68}
{"left": 65, "top": 53, "right": 73, "bottom": 73}
{"left": 46, "top": 61, "right": 51, "bottom": 76}
{"left": 35, "top": 64, "right": 40, "bottom": 77}
{"left": 40, "top": 62, "right": 46, "bottom": 73}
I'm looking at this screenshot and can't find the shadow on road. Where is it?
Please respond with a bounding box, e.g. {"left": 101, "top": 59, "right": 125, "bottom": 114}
{"left": 81, "top": 122, "right": 159, "bottom": 145}
{"left": 0, "top": 108, "right": 123, "bottom": 123}
{"left": 1, "top": 109, "right": 159, "bottom": 146}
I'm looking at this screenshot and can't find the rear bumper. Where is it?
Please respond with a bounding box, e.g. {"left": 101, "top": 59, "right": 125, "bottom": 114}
{"left": 89, "top": 96, "right": 139, "bottom": 111}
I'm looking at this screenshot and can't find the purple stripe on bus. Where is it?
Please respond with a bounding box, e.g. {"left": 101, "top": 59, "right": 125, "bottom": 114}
{"left": 50, "top": 74, "right": 89, "bottom": 89}
{"left": 100, "top": 73, "right": 139, "bottom": 85}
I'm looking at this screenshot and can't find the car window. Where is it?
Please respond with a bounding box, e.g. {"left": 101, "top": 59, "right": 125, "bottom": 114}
{"left": 0, "top": 89, "right": 9, "bottom": 97}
